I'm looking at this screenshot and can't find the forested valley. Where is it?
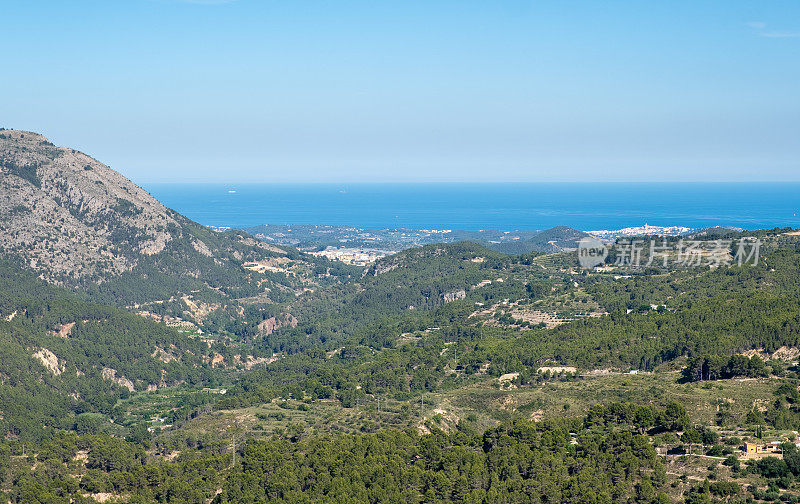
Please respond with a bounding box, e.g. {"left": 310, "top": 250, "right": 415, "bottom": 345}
{"left": 3, "top": 132, "right": 800, "bottom": 503}
{"left": 2, "top": 227, "right": 800, "bottom": 503}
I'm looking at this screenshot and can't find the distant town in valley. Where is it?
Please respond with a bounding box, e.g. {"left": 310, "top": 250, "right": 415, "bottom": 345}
{"left": 214, "top": 223, "right": 738, "bottom": 265}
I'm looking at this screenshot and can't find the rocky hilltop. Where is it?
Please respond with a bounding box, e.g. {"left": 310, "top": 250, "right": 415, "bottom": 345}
{"left": 0, "top": 129, "right": 300, "bottom": 305}
{"left": 0, "top": 129, "right": 182, "bottom": 279}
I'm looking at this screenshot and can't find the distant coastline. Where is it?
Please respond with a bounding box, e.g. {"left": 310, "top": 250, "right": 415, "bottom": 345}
{"left": 144, "top": 182, "right": 800, "bottom": 231}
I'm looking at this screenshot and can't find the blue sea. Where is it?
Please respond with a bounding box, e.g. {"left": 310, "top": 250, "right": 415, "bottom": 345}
{"left": 143, "top": 183, "right": 800, "bottom": 231}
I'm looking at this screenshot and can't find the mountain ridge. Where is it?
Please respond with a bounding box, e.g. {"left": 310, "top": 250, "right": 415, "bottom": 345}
{"left": 0, "top": 129, "right": 307, "bottom": 310}
{"left": 0, "top": 128, "right": 181, "bottom": 280}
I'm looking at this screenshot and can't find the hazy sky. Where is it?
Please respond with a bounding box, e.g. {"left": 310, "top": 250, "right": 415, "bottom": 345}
{"left": 2, "top": 1, "right": 799, "bottom": 183}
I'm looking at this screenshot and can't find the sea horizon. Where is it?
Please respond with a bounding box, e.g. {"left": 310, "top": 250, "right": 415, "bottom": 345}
{"left": 143, "top": 181, "right": 800, "bottom": 232}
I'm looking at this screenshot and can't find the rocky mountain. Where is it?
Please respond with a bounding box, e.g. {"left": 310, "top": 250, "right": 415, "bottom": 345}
{"left": 0, "top": 129, "right": 307, "bottom": 307}
{"left": 0, "top": 129, "right": 182, "bottom": 280}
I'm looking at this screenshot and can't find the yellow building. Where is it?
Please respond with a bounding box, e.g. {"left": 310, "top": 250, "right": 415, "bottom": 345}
{"left": 745, "top": 442, "right": 762, "bottom": 455}
{"left": 745, "top": 442, "right": 783, "bottom": 456}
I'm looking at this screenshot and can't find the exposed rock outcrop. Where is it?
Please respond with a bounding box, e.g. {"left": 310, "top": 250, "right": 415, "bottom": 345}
{"left": 101, "top": 367, "right": 135, "bottom": 392}
{"left": 33, "top": 348, "right": 64, "bottom": 375}
{"left": 0, "top": 129, "right": 179, "bottom": 281}
{"left": 257, "top": 313, "right": 299, "bottom": 336}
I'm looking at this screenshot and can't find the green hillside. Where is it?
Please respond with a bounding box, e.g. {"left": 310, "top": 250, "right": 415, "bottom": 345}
{"left": 0, "top": 261, "right": 216, "bottom": 442}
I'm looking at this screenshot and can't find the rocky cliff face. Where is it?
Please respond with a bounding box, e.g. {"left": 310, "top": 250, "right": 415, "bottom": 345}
{"left": 0, "top": 129, "right": 180, "bottom": 281}
{"left": 0, "top": 129, "right": 297, "bottom": 306}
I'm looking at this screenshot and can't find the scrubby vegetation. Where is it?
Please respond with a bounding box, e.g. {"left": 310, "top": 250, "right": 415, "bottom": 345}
{"left": 0, "top": 261, "right": 214, "bottom": 442}
{"left": 3, "top": 133, "right": 800, "bottom": 503}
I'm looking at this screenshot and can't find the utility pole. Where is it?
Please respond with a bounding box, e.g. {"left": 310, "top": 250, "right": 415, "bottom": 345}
{"left": 230, "top": 418, "right": 240, "bottom": 467}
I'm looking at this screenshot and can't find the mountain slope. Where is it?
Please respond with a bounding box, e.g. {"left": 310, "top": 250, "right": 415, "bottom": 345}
{"left": 263, "top": 241, "right": 559, "bottom": 353}
{"left": 0, "top": 129, "right": 185, "bottom": 280}
{"left": 0, "top": 129, "right": 312, "bottom": 310}
{"left": 0, "top": 259, "right": 218, "bottom": 441}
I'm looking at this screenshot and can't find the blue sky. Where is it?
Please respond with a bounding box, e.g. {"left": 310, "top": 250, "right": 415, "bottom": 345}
{"left": 2, "top": 0, "right": 799, "bottom": 183}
